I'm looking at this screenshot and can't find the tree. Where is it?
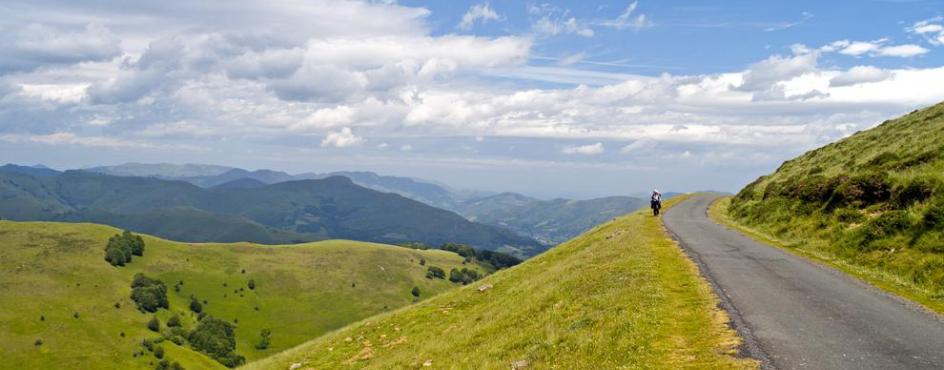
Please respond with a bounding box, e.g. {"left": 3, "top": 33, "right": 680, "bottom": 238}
{"left": 167, "top": 315, "right": 181, "bottom": 328}
{"left": 131, "top": 274, "right": 169, "bottom": 312}
{"left": 254, "top": 328, "right": 271, "bottom": 350}
{"left": 189, "top": 296, "right": 203, "bottom": 314}
{"left": 411, "top": 286, "right": 421, "bottom": 297}
{"left": 425, "top": 266, "right": 445, "bottom": 279}
{"left": 247, "top": 279, "right": 255, "bottom": 290}
{"left": 188, "top": 315, "right": 245, "bottom": 367}
{"left": 154, "top": 346, "right": 165, "bottom": 359}
{"left": 105, "top": 231, "right": 146, "bottom": 266}
{"left": 148, "top": 316, "right": 161, "bottom": 332}
{"left": 419, "top": 258, "right": 426, "bottom": 266}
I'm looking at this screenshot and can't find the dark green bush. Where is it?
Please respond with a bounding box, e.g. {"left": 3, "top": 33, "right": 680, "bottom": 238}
{"left": 167, "top": 315, "right": 181, "bottom": 328}
{"left": 254, "top": 329, "right": 271, "bottom": 350}
{"left": 131, "top": 274, "right": 169, "bottom": 313}
{"left": 189, "top": 296, "right": 203, "bottom": 314}
{"left": 448, "top": 268, "right": 481, "bottom": 285}
{"left": 836, "top": 172, "right": 891, "bottom": 208}
{"left": 188, "top": 315, "right": 244, "bottom": 367}
{"left": 425, "top": 266, "right": 445, "bottom": 279}
{"left": 154, "top": 346, "right": 164, "bottom": 359}
{"left": 247, "top": 279, "right": 255, "bottom": 290}
{"left": 892, "top": 177, "right": 939, "bottom": 208}
{"left": 104, "top": 231, "right": 146, "bottom": 267}
{"left": 148, "top": 316, "right": 160, "bottom": 332}
{"left": 411, "top": 286, "right": 420, "bottom": 297}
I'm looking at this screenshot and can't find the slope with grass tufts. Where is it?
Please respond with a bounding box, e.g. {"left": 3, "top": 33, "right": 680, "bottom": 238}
{"left": 0, "top": 221, "right": 479, "bottom": 369}
{"left": 246, "top": 196, "right": 754, "bottom": 369}
{"left": 726, "top": 101, "right": 944, "bottom": 313}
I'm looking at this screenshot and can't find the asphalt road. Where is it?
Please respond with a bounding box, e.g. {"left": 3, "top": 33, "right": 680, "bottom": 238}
{"left": 663, "top": 194, "right": 944, "bottom": 370}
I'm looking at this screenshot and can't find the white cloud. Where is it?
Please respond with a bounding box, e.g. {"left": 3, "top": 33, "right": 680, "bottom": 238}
{"left": 400, "top": 144, "right": 413, "bottom": 151}
{"left": 562, "top": 142, "right": 605, "bottom": 155}
{"left": 458, "top": 3, "right": 500, "bottom": 30}
{"left": 597, "top": 1, "right": 651, "bottom": 30}
{"left": 829, "top": 66, "right": 892, "bottom": 87}
{"left": 829, "top": 39, "right": 928, "bottom": 58}
{"left": 908, "top": 17, "right": 944, "bottom": 46}
{"left": 320, "top": 127, "right": 364, "bottom": 148}
{"left": 529, "top": 4, "right": 594, "bottom": 38}
{"left": 0, "top": 23, "right": 122, "bottom": 73}
{"left": 0, "top": 132, "right": 152, "bottom": 148}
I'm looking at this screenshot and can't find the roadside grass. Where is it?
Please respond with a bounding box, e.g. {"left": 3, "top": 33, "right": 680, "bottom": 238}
{"left": 0, "top": 221, "right": 475, "bottom": 370}
{"left": 710, "top": 197, "right": 944, "bottom": 315}
{"left": 245, "top": 195, "right": 756, "bottom": 370}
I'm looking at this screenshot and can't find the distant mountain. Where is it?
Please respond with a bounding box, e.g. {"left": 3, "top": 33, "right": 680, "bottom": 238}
{"left": 0, "top": 170, "right": 545, "bottom": 256}
{"left": 210, "top": 177, "right": 267, "bottom": 189}
{"left": 457, "top": 193, "right": 649, "bottom": 244}
{"left": 85, "top": 162, "right": 232, "bottom": 178}
{"left": 82, "top": 163, "right": 656, "bottom": 245}
{"left": 0, "top": 163, "right": 61, "bottom": 177}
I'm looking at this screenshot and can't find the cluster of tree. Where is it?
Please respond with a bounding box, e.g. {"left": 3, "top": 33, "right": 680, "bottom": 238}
{"left": 131, "top": 273, "right": 169, "bottom": 313}
{"left": 188, "top": 315, "right": 245, "bottom": 367}
{"left": 254, "top": 328, "right": 271, "bottom": 350}
{"left": 155, "top": 359, "right": 184, "bottom": 370}
{"left": 105, "top": 230, "right": 145, "bottom": 266}
{"left": 425, "top": 266, "right": 446, "bottom": 279}
{"left": 449, "top": 267, "right": 481, "bottom": 285}
{"left": 440, "top": 243, "right": 522, "bottom": 270}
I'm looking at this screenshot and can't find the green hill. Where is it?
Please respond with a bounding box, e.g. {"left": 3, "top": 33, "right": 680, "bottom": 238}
{"left": 727, "top": 102, "right": 944, "bottom": 312}
{"left": 458, "top": 193, "right": 648, "bottom": 244}
{"left": 0, "top": 170, "right": 545, "bottom": 255}
{"left": 0, "top": 221, "right": 480, "bottom": 369}
{"left": 245, "top": 196, "right": 754, "bottom": 369}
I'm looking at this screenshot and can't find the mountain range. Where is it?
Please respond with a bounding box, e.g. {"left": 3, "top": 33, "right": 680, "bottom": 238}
{"left": 0, "top": 166, "right": 544, "bottom": 256}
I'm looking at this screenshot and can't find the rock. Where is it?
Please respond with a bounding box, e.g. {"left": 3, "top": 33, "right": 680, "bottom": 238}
{"left": 288, "top": 363, "right": 302, "bottom": 370}
{"left": 511, "top": 359, "right": 529, "bottom": 369}
{"left": 478, "top": 284, "right": 493, "bottom": 292}
{"left": 423, "top": 359, "right": 433, "bottom": 367}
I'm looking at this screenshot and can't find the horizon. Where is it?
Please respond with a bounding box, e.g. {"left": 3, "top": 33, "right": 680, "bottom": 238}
{"left": 2, "top": 0, "right": 943, "bottom": 198}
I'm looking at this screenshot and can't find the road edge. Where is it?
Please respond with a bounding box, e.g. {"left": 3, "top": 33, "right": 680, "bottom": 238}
{"left": 662, "top": 193, "right": 774, "bottom": 370}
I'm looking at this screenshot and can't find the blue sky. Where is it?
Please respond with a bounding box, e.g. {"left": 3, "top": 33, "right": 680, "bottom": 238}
{"left": 1, "top": 0, "right": 943, "bottom": 198}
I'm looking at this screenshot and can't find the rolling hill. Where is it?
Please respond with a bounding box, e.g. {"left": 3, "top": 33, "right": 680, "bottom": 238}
{"left": 245, "top": 196, "right": 755, "bottom": 369}
{"left": 0, "top": 170, "right": 546, "bottom": 255}
{"left": 458, "top": 193, "right": 649, "bottom": 244}
{"left": 727, "top": 101, "right": 944, "bottom": 312}
{"left": 0, "top": 221, "right": 480, "bottom": 369}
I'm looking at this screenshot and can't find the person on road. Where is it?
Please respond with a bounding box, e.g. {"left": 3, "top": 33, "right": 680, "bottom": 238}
{"left": 650, "top": 189, "right": 662, "bottom": 216}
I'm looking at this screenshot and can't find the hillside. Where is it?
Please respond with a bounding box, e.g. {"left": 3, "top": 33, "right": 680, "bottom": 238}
{"left": 727, "top": 102, "right": 944, "bottom": 311}
{"left": 245, "top": 196, "right": 755, "bottom": 369}
{"left": 0, "top": 221, "right": 479, "bottom": 369}
{"left": 0, "top": 171, "right": 545, "bottom": 255}
{"left": 459, "top": 193, "right": 648, "bottom": 244}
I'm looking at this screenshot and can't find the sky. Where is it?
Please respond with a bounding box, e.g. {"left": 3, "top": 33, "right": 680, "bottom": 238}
{"left": 1, "top": 0, "right": 943, "bottom": 199}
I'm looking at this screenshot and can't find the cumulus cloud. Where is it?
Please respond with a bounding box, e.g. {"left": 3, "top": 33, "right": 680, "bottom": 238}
{"left": 458, "top": 3, "right": 500, "bottom": 30}
{"left": 829, "top": 66, "right": 891, "bottom": 87}
{"left": 0, "top": 23, "right": 121, "bottom": 73}
{"left": 908, "top": 17, "right": 944, "bottom": 46}
{"left": 320, "top": 127, "right": 364, "bottom": 148}
{"left": 562, "top": 142, "right": 605, "bottom": 155}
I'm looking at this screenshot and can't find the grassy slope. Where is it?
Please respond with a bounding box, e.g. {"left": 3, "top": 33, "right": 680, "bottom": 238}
{"left": 726, "top": 102, "right": 944, "bottom": 314}
{"left": 247, "top": 196, "right": 755, "bottom": 370}
{"left": 0, "top": 221, "right": 477, "bottom": 370}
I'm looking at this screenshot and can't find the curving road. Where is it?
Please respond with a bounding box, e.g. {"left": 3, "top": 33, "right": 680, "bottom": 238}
{"left": 663, "top": 194, "right": 944, "bottom": 370}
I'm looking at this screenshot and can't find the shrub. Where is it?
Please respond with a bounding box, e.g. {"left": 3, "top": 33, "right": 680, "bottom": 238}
{"left": 411, "top": 286, "right": 420, "bottom": 297}
{"left": 105, "top": 231, "right": 146, "bottom": 267}
{"left": 247, "top": 279, "right": 255, "bottom": 290}
{"left": 154, "top": 359, "right": 184, "bottom": 370}
{"left": 154, "top": 346, "right": 164, "bottom": 359}
{"left": 188, "top": 315, "right": 244, "bottom": 367}
{"left": 131, "top": 274, "right": 169, "bottom": 313}
{"left": 448, "top": 268, "right": 481, "bottom": 285}
{"left": 425, "top": 266, "right": 445, "bottom": 279}
{"left": 835, "top": 208, "right": 865, "bottom": 224}
{"left": 923, "top": 202, "right": 944, "bottom": 229}
{"left": 254, "top": 329, "right": 271, "bottom": 350}
{"left": 892, "top": 177, "right": 939, "bottom": 208}
{"left": 189, "top": 296, "right": 203, "bottom": 314}
{"left": 34, "top": 338, "right": 43, "bottom": 346}
{"left": 148, "top": 316, "right": 161, "bottom": 332}
{"left": 419, "top": 258, "right": 426, "bottom": 266}
{"left": 167, "top": 315, "right": 181, "bottom": 328}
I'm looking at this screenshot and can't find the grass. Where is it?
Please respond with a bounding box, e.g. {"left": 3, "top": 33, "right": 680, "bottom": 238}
{"left": 0, "top": 221, "right": 477, "bottom": 370}
{"left": 245, "top": 195, "right": 756, "bottom": 370}
{"left": 724, "top": 102, "right": 944, "bottom": 315}
{"left": 711, "top": 197, "right": 944, "bottom": 315}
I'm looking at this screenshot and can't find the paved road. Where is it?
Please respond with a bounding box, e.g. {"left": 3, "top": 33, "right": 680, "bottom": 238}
{"left": 663, "top": 194, "right": 944, "bottom": 370}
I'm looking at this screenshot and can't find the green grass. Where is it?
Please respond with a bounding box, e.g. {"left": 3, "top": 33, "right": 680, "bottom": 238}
{"left": 726, "top": 101, "right": 944, "bottom": 314}
{"left": 245, "top": 195, "right": 755, "bottom": 370}
{"left": 0, "top": 221, "right": 478, "bottom": 370}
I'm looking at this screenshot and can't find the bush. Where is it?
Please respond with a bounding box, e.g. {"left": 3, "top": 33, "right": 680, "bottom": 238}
{"left": 148, "top": 316, "right": 161, "bottom": 332}
{"left": 411, "top": 286, "right": 420, "bottom": 297}
{"left": 923, "top": 202, "right": 944, "bottom": 229}
{"left": 892, "top": 177, "right": 939, "bottom": 208}
{"left": 167, "top": 315, "right": 181, "bottom": 328}
{"left": 105, "top": 231, "right": 146, "bottom": 267}
{"left": 419, "top": 258, "right": 426, "bottom": 266}
{"left": 448, "top": 268, "right": 481, "bottom": 285}
{"left": 425, "top": 266, "right": 445, "bottom": 279}
{"left": 247, "top": 279, "right": 255, "bottom": 290}
{"left": 154, "top": 359, "right": 185, "bottom": 370}
{"left": 131, "top": 274, "right": 169, "bottom": 313}
{"left": 254, "top": 329, "right": 271, "bottom": 350}
{"left": 34, "top": 338, "right": 42, "bottom": 346}
{"left": 189, "top": 296, "right": 203, "bottom": 314}
{"left": 154, "top": 346, "right": 165, "bottom": 359}
{"left": 188, "top": 315, "right": 244, "bottom": 367}
{"left": 836, "top": 172, "right": 892, "bottom": 207}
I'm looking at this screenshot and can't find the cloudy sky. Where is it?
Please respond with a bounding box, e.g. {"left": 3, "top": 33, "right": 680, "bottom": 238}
{"left": 1, "top": 0, "right": 943, "bottom": 198}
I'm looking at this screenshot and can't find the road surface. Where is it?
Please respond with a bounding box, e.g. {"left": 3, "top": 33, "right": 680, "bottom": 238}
{"left": 663, "top": 194, "right": 944, "bottom": 370}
